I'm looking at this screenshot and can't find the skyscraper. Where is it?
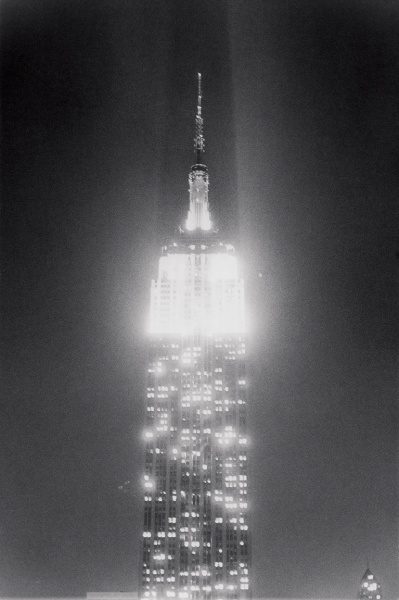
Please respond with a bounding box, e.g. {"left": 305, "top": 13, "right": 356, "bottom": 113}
{"left": 140, "top": 74, "right": 250, "bottom": 600}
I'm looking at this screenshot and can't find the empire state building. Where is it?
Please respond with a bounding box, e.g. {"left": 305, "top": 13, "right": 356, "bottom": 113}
{"left": 140, "top": 74, "right": 251, "bottom": 600}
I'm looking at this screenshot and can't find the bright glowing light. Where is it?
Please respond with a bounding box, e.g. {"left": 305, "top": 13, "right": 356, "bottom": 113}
{"left": 149, "top": 249, "right": 245, "bottom": 335}
{"left": 369, "top": 583, "right": 377, "bottom": 591}
{"left": 143, "top": 475, "right": 154, "bottom": 489}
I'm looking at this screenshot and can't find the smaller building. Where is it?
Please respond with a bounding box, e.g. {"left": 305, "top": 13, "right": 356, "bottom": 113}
{"left": 358, "top": 568, "right": 382, "bottom": 600}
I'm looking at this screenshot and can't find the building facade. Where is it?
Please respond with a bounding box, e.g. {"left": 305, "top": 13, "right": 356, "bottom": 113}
{"left": 140, "top": 75, "right": 250, "bottom": 600}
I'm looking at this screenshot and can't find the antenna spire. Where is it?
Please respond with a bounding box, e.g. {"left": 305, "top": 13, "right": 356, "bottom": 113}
{"left": 185, "top": 73, "right": 212, "bottom": 231}
{"left": 195, "top": 72, "right": 205, "bottom": 164}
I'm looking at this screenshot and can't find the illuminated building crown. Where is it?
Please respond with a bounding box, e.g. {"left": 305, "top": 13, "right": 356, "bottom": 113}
{"left": 185, "top": 73, "right": 213, "bottom": 232}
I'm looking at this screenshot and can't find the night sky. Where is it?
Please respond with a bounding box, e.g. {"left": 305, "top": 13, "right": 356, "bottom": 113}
{"left": 1, "top": 0, "right": 398, "bottom": 598}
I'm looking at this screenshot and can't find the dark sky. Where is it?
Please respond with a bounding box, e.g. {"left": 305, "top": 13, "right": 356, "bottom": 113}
{"left": 1, "top": 0, "right": 398, "bottom": 598}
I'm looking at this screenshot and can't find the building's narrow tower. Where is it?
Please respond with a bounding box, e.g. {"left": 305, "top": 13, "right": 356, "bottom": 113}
{"left": 358, "top": 568, "right": 382, "bottom": 600}
{"left": 140, "top": 74, "right": 250, "bottom": 600}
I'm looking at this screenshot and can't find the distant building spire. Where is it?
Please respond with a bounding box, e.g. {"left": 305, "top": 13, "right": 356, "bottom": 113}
{"left": 195, "top": 72, "right": 205, "bottom": 164}
{"left": 358, "top": 567, "right": 382, "bottom": 600}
